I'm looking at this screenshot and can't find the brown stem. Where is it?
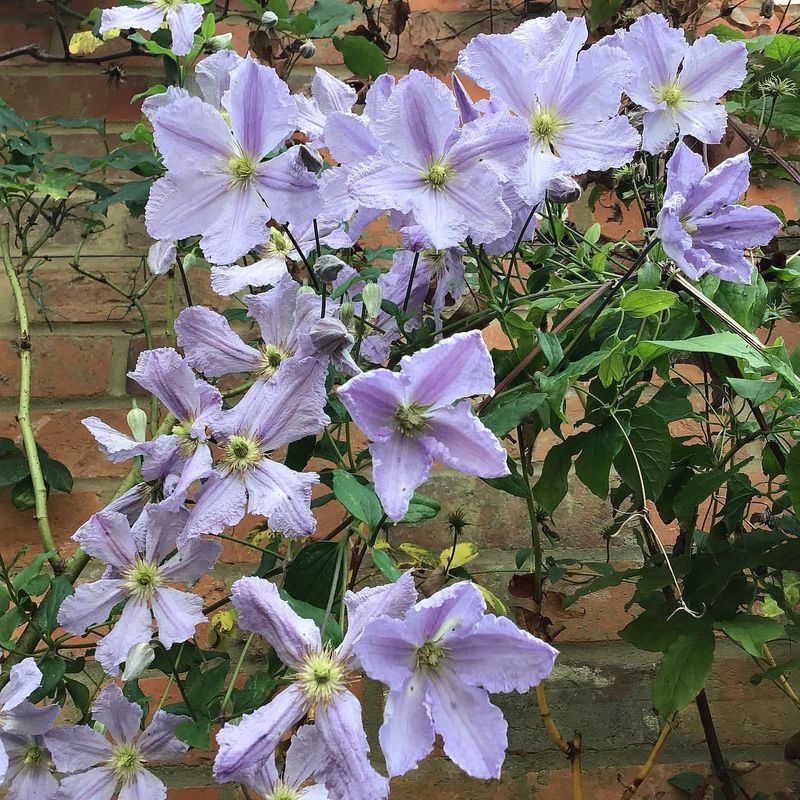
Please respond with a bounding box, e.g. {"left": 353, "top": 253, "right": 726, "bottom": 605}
{"left": 695, "top": 689, "right": 737, "bottom": 800}
{"left": 571, "top": 732, "right": 583, "bottom": 800}
{"left": 0, "top": 43, "right": 147, "bottom": 64}
{"left": 620, "top": 720, "right": 672, "bottom": 799}
{"left": 536, "top": 683, "right": 571, "bottom": 755}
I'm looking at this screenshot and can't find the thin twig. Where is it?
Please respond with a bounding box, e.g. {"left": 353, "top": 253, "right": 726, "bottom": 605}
{"left": 620, "top": 720, "right": 673, "bottom": 799}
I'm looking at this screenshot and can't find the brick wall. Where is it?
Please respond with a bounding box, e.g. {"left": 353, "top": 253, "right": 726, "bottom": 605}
{"left": 1, "top": 2, "right": 799, "bottom": 798}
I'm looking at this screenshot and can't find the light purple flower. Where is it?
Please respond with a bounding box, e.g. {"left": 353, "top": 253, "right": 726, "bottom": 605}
{"left": 181, "top": 355, "right": 330, "bottom": 541}
{"left": 146, "top": 56, "right": 319, "bottom": 265}
{"left": 146, "top": 240, "right": 176, "bottom": 276}
{"left": 346, "top": 70, "right": 529, "bottom": 249}
{"left": 99, "top": 0, "right": 203, "bottom": 57}
{"left": 47, "top": 684, "right": 188, "bottom": 800}
{"left": 457, "top": 13, "right": 638, "bottom": 206}
{"left": 482, "top": 184, "right": 538, "bottom": 256}
{"left": 295, "top": 68, "right": 358, "bottom": 143}
{"left": 58, "top": 505, "right": 221, "bottom": 675}
{"left": 213, "top": 572, "right": 418, "bottom": 800}
{"left": 656, "top": 143, "right": 781, "bottom": 284}
{"left": 613, "top": 14, "right": 746, "bottom": 153}
{"left": 355, "top": 581, "right": 558, "bottom": 779}
{"left": 0, "top": 731, "right": 59, "bottom": 800}
{"left": 338, "top": 331, "right": 509, "bottom": 521}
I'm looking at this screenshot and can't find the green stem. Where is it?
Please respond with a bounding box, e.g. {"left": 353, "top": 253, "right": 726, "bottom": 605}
{"left": 221, "top": 633, "right": 254, "bottom": 715}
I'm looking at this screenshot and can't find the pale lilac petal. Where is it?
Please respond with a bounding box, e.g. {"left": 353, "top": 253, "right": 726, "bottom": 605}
{"left": 137, "top": 711, "right": 189, "bottom": 762}
{"left": 57, "top": 580, "right": 126, "bottom": 635}
{"left": 152, "top": 586, "right": 205, "bottom": 649}
{"left": 313, "top": 68, "right": 357, "bottom": 116}
{"left": 323, "top": 112, "right": 379, "bottom": 164}
{"left": 693, "top": 204, "right": 781, "bottom": 248}
{"left": 100, "top": 5, "right": 164, "bottom": 35}
{"left": 46, "top": 727, "right": 112, "bottom": 773}
{"left": 6, "top": 761, "right": 58, "bottom": 800}
{"left": 557, "top": 116, "right": 639, "bottom": 176}
{"left": 447, "top": 112, "right": 529, "bottom": 179}
{"left": 404, "top": 581, "right": 485, "bottom": 644}
{"left": 160, "top": 538, "right": 222, "bottom": 583}
{"left": 451, "top": 73, "right": 481, "bottom": 123}
{"left": 534, "top": 15, "right": 587, "bottom": 109}
{"left": 401, "top": 330, "right": 495, "bottom": 408}
{"left": 95, "top": 599, "right": 153, "bottom": 676}
{"left": 127, "top": 348, "right": 200, "bottom": 423}
{"left": 295, "top": 94, "right": 327, "bottom": 140}
{"left": 299, "top": 786, "right": 329, "bottom": 800}
{"left": 142, "top": 86, "right": 189, "bottom": 125}
{"left": 427, "top": 668, "right": 507, "bottom": 780}
{"left": 352, "top": 617, "right": 417, "bottom": 690}
{"left": 53, "top": 766, "right": 117, "bottom": 800}
{"left": 166, "top": 3, "right": 203, "bottom": 56}
{"left": 244, "top": 460, "right": 319, "bottom": 538}
{"left": 243, "top": 273, "right": 299, "bottom": 346}
{"left": 160, "top": 442, "right": 212, "bottom": 511}
{"left": 379, "top": 677, "right": 434, "bottom": 777}
{"left": 139, "top": 436, "right": 181, "bottom": 483}
{"left": 283, "top": 723, "right": 323, "bottom": 788}
{"left": 81, "top": 418, "right": 145, "bottom": 464}
{"left": 424, "top": 402, "right": 508, "bottom": 478}
{"left": 92, "top": 684, "right": 142, "bottom": 745}
{"left": 641, "top": 108, "right": 679, "bottom": 154}
{"left": 512, "top": 11, "right": 575, "bottom": 59}
{"left": 226, "top": 57, "right": 297, "bottom": 158}
{"left": 686, "top": 244, "right": 753, "bottom": 284}
{"left": 560, "top": 44, "right": 631, "bottom": 123}
{"left": 337, "top": 571, "right": 418, "bottom": 665}
{"left": 243, "top": 757, "right": 280, "bottom": 796}
{"left": 346, "top": 158, "right": 426, "bottom": 215}
{"left": 231, "top": 576, "right": 321, "bottom": 666}
{"left": 672, "top": 101, "right": 728, "bottom": 146}
{"left": 314, "top": 692, "right": 388, "bottom": 800}
{"left": 138, "top": 503, "right": 189, "bottom": 564}
{"left": 679, "top": 35, "right": 747, "bottom": 101}
{"left": 1, "top": 702, "right": 59, "bottom": 736}
{"left": 363, "top": 73, "right": 395, "bottom": 122}
{"left": 175, "top": 307, "right": 260, "bottom": 378}
{"left": 657, "top": 201, "right": 695, "bottom": 277}
{"left": 214, "top": 685, "right": 307, "bottom": 782}
{"left": 448, "top": 614, "right": 557, "bottom": 692}
{"left": 117, "top": 768, "right": 166, "bottom": 800}
{"left": 210, "top": 257, "right": 288, "bottom": 296}
{"left": 337, "top": 369, "right": 404, "bottom": 440}
{"left": 146, "top": 240, "right": 177, "bottom": 276}
{"left": 195, "top": 49, "right": 244, "bottom": 109}
{"left": 512, "top": 142, "right": 562, "bottom": 206}
{"left": 370, "top": 433, "right": 432, "bottom": 522}
{"left": 255, "top": 148, "right": 320, "bottom": 225}
{"left": 72, "top": 510, "right": 137, "bottom": 567}
{"left": 683, "top": 149, "right": 750, "bottom": 215}
{"left": 182, "top": 471, "right": 247, "bottom": 541}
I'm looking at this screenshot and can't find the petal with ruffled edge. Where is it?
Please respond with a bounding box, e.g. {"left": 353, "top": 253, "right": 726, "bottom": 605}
{"left": 448, "top": 613, "right": 557, "bottom": 692}
{"left": 534, "top": 15, "right": 588, "bottom": 110}
{"left": 175, "top": 307, "right": 261, "bottom": 378}
{"left": 685, "top": 243, "right": 754, "bottom": 284}
{"left": 243, "top": 273, "right": 299, "bottom": 348}
{"left": 210, "top": 257, "right": 288, "bottom": 296}
{"left": 99, "top": 5, "right": 164, "bottom": 35}
{"left": 72, "top": 509, "right": 138, "bottom": 567}
{"left": 404, "top": 580, "right": 485, "bottom": 644}
{"left": 95, "top": 599, "right": 153, "bottom": 677}
{"left": 160, "top": 538, "right": 223, "bottom": 584}
{"left": 682, "top": 149, "right": 750, "bottom": 216}
{"left": 254, "top": 148, "right": 320, "bottom": 226}
{"left": 137, "top": 711, "right": 189, "bottom": 762}
{"left": 379, "top": 676, "right": 434, "bottom": 777}
{"left": 6, "top": 760, "right": 58, "bottom": 800}
{"left": 283, "top": 723, "right": 323, "bottom": 789}
{"left": 693, "top": 204, "right": 781, "bottom": 249}
{"left": 663, "top": 141, "right": 706, "bottom": 201}
{"left": 1, "top": 702, "right": 59, "bottom": 737}
{"left": 352, "top": 616, "right": 417, "bottom": 690}
{"left": 165, "top": 3, "right": 203, "bottom": 55}
{"left": 136, "top": 503, "right": 188, "bottom": 564}
{"left": 679, "top": 35, "right": 747, "bottom": 102}
{"left": 641, "top": 108, "right": 680, "bottom": 155}
{"left": 46, "top": 727, "right": 112, "bottom": 773}
{"left": 141, "top": 86, "right": 189, "bottom": 125}
{"left": 231, "top": 576, "right": 322, "bottom": 667}
{"left": 313, "top": 68, "right": 357, "bottom": 116}
{"left": 57, "top": 579, "right": 125, "bottom": 636}
{"left": 323, "top": 112, "right": 380, "bottom": 164}
{"left": 117, "top": 768, "right": 166, "bottom": 800}
{"left": 152, "top": 586, "right": 205, "bottom": 649}
{"left": 557, "top": 116, "right": 640, "bottom": 177}
{"left": 53, "top": 766, "right": 117, "bottom": 800}
{"left": 427, "top": 667, "right": 508, "bottom": 780}
{"left": 92, "top": 684, "right": 142, "bottom": 745}
{"left": 214, "top": 685, "right": 308, "bottom": 782}
{"left": 314, "top": 691, "right": 388, "bottom": 800}
{"left": 370, "top": 432, "right": 432, "bottom": 523}
{"left": 147, "top": 240, "right": 177, "bottom": 275}
{"left": 672, "top": 100, "right": 728, "bottom": 147}
{"left": 181, "top": 471, "right": 247, "bottom": 542}
{"left": 656, "top": 199, "right": 696, "bottom": 277}
{"left": 82, "top": 418, "right": 146, "bottom": 464}
{"left": 195, "top": 49, "right": 244, "bottom": 109}
{"left": 127, "top": 348, "right": 202, "bottom": 424}
{"left": 559, "top": 44, "right": 631, "bottom": 124}
{"left": 400, "top": 330, "right": 495, "bottom": 410}
{"left": 511, "top": 141, "right": 563, "bottom": 207}
{"left": 346, "top": 158, "right": 426, "bottom": 216}
{"left": 447, "top": 112, "right": 529, "bottom": 181}
{"left": 337, "top": 369, "right": 404, "bottom": 441}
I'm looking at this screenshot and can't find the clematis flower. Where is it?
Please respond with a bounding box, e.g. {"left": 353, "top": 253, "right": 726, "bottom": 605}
{"left": 146, "top": 56, "right": 319, "bottom": 265}
{"left": 482, "top": 184, "right": 538, "bottom": 256}
{"left": 656, "top": 143, "right": 781, "bottom": 284}
{"left": 295, "top": 68, "right": 358, "bottom": 143}
{"left": 99, "top": 0, "right": 203, "bottom": 56}
{"left": 47, "top": 684, "right": 188, "bottom": 800}
{"left": 238, "top": 725, "right": 328, "bottom": 800}
{"left": 346, "top": 70, "right": 529, "bottom": 249}
{"left": 58, "top": 505, "right": 221, "bottom": 675}
{"left": 457, "top": 13, "right": 638, "bottom": 206}
{"left": 612, "top": 14, "right": 746, "bottom": 153}
{"left": 146, "top": 240, "right": 177, "bottom": 276}
{"left": 0, "top": 730, "right": 59, "bottom": 800}
{"left": 213, "top": 572, "right": 418, "bottom": 800}
{"left": 355, "top": 581, "right": 558, "bottom": 779}
{"left": 181, "top": 356, "right": 330, "bottom": 541}
{"left": 338, "top": 331, "right": 509, "bottom": 520}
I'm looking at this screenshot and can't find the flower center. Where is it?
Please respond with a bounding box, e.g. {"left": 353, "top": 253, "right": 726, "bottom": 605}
{"left": 529, "top": 108, "right": 564, "bottom": 146}
{"left": 679, "top": 215, "right": 698, "bottom": 235}
{"left": 122, "top": 558, "right": 162, "bottom": 600}
{"left": 264, "top": 229, "right": 293, "bottom": 258}
{"left": 265, "top": 782, "right": 301, "bottom": 800}
{"left": 171, "top": 420, "right": 198, "bottom": 457}
{"left": 422, "top": 248, "right": 446, "bottom": 277}
{"left": 296, "top": 649, "right": 345, "bottom": 706}
{"left": 154, "top": 0, "right": 183, "bottom": 8}
{"left": 415, "top": 640, "right": 448, "bottom": 671}
{"left": 425, "top": 161, "right": 451, "bottom": 190}
{"left": 655, "top": 80, "right": 684, "bottom": 108}
{"left": 222, "top": 434, "right": 264, "bottom": 474}
{"left": 22, "top": 743, "right": 44, "bottom": 767}
{"left": 393, "top": 403, "right": 430, "bottom": 436}
{"left": 258, "top": 343, "right": 289, "bottom": 378}
{"left": 109, "top": 743, "right": 143, "bottom": 781}
{"left": 227, "top": 151, "right": 259, "bottom": 188}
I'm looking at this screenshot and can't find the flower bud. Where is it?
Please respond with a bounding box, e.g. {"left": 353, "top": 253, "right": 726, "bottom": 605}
{"left": 205, "top": 33, "right": 233, "bottom": 53}
{"left": 545, "top": 175, "right": 581, "bottom": 204}
{"left": 298, "top": 144, "right": 325, "bottom": 174}
{"left": 314, "top": 254, "right": 347, "bottom": 283}
{"left": 127, "top": 406, "right": 148, "bottom": 443}
{"left": 122, "top": 642, "right": 155, "bottom": 681}
{"left": 261, "top": 10, "right": 280, "bottom": 27}
{"left": 339, "top": 301, "right": 355, "bottom": 328}
{"left": 297, "top": 284, "right": 317, "bottom": 295}
{"left": 147, "top": 239, "right": 177, "bottom": 276}
{"left": 309, "top": 317, "right": 355, "bottom": 356}
{"left": 362, "top": 282, "right": 383, "bottom": 318}
{"left": 298, "top": 40, "right": 316, "bottom": 58}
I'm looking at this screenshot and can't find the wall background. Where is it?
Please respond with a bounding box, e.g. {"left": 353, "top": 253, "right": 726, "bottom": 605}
{"left": 1, "top": 1, "right": 800, "bottom": 797}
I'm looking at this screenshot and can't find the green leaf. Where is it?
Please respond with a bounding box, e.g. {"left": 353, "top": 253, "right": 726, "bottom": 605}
{"left": 231, "top": 671, "right": 277, "bottom": 717}
{"left": 718, "top": 614, "right": 784, "bottom": 657}
{"left": 480, "top": 387, "right": 547, "bottom": 437}
{"left": 483, "top": 456, "right": 529, "bottom": 498}
{"left": 750, "top": 658, "right": 800, "bottom": 685}
{"left": 0, "top": 457, "right": 30, "bottom": 488}
{"left": 620, "top": 602, "right": 711, "bottom": 653}
{"left": 0, "top": 606, "right": 25, "bottom": 645}
{"left": 707, "top": 24, "right": 745, "bottom": 41}
{"left": 284, "top": 435, "right": 317, "bottom": 472}
{"left": 13, "top": 551, "right": 54, "bottom": 592}
{"left": 786, "top": 443, "right": 800, "bottom": 510}
{"left": 764, "top": 33, "right": 800, "bottom": 62}
{"left": 637, "top": 261, "right": 662, "bottom": 290}
{"left": 671, "top": 467, "right": 737, "bottom": 528}
{"left": 633, "top": 333, "right": 770, "bottom": 371}
{"left": 284, "top": 593, "right": 343, "bottom": 645}
{"left": 613, "top": 406, "right": 671, "bottom": 501}
{"left": 41, "top": 457, "right": 73, "bottom": 492}
{"left": 184, "top": 661, "right": 229, "bottom": 717}
{"left": 371, "top": 547, "right": 401, "bottom": 581}
{"left": 308, "top": 0, "right": 356, "bottom": 37}
{"left": 89, "top": 178, "right": 154, "bottom": 215}
{"left": 65, "top": 678, "right": 91, "bottom": 720}
{"left": 668, "top": 771, "right": 706, "bottom": 792}
{"left": 11, "top": 476, "right": 35, "bottom": 511}
{"left": 29, "top": 655, "right": 66, "bottom": 702}
{"left": 333, "top": 470, "right": 383, "bottom": 530}
{"left": 620, "top": 288, "right": 678, "bottom": 318}
{"left": 648, "top": 383, "right": 692, "bottom": 422}
{"left": 200, "top": 11, "right": 215, "bottom": 38}
{"left": 726, "top": 376, "right": 780, "bottom": 404}
{"left": 533, "top": 437, "right": 582, "bottom": 514}
{"left": 652, "top": 629, "right": 715, "bottom": 717}
{"left": 574, "top": 422, "right": 624, "bottom": 499}
{"left": 333, "top": 35, "right": 387, "bottom": 78}
{"left": 284, "top": 541, "right": 341, "bottom": 607}
{"left": 400, "top": 492, "right": 440, "bottom": 524}
{"left": 176, "top": 718, "right": 211, "bottom": 748}
{"left": 39, "top": 577, "right": 74, "bottom": 632}
{"left": 587, "top": 0, "right": 622, "bottom": 28}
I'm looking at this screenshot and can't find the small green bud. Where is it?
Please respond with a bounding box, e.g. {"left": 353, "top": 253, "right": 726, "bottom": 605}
{"left": 339, "top": 301, "right": 355, "bottom": 328}
{"left": 122, "top": 642, "right": 155, "bottom": 681}
{"left": 362, "top": 283, "right": 383, "bottom": 318}
{"left": 298, "top": 40, "right": 316, "bottom": 58}
{"left": 297, "top": 284, "right": 317, "bottom": 295}
{"left": 127, "top": 406, "right": 147, "bottom": 443}
{"left": 205, "top": 33, "right": 233, "bottom": 53}
{"left": 261, "top": 10, "right": 279, "bottom": 27}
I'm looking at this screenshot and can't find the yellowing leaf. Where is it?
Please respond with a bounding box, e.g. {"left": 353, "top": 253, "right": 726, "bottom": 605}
{"left": 102, "top": 27, "right": 121, "bottom": 41}
{"left": 439, "top": 542, "right": 478, "bottom": 570}
{"left": 398, "top": 542, "right": 439, "bottom": 567}
{"left": 69, "top": 31, "right": 104, "bottom": 55}
{"left": 476, "top": 584, "right": 507, "bottom": 615}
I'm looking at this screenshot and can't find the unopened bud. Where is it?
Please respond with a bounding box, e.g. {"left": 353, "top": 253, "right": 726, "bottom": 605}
{"left": 298, "top": 144, "right": 324, "bottom": 174}
{"left": 545, "top": 175, "right": 581, "bottom": 204}
{"left": 309, "top": 317, "right": 355, "bottom": 356}
{"left": 147, "top": 239, "right": 176, "bottom": 276}
{"left": 339, "top": 301, "right": 355, "bottom": 328}
{"left": 261, "top": 10, "right": 280, "bottom": 27}
{"left": 298, "top": 40, "right": 316, "bottom": 58}
{"left": 362, "top": 282, "right": 383, "bottom": 318}
{"left": 297, "top": 284, "right": 317, "bottom": 295}
{"left": 314, "top": 254, "right": 347, "bottom": 282}
{"left": 205, "top": 33, "right": 233, "bottom": 53}
{"left": 127, "top": 406, "right": 148, "bottom": 443}
{"left": 122, "top": 642, "right": 155, "bottom": 681}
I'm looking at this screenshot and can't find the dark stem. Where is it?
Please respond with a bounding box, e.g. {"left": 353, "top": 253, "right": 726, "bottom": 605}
{"left": 695, "top": 689, "right": 737, "bottom": 800}
{"left": 402, "top": 252, "right": 420, "bottom": 312}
